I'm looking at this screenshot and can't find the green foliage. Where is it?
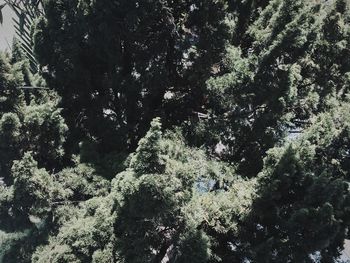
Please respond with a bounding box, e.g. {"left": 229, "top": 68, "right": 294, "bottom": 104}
{"left": 0, "top": 155, "right": 112, "bottom": 262}
{"left": 195, "top": 0, "right": 350, "bottom": 179}
{"left": 32, "top": 195, "right": 116, "bottom": 263}
{"left": 113, "top": 119, "right": 257, "bottom": 262}
{"left": 203, "top": 0, "right": 323, "bottom": 177}
{"left": 129, "top": 117, "right": 165, "bottom": 174}
{"left": 0, "top": 229, "right": 31, "bottom": 263}
{"left": 2, "top": 0, "right": 350, "bottom": 262}
{"left": 54, "top": 163, "right": 110, "bottom": 201}
{"left": 0, "top": 52, "right": 25, "bottom": 114}
{"left": 11, "top": 152, "right": 52, "bottom": 221}
{"left": 240, "top": 103, "right": 350, "bottom": 262}
{"left": 174, "top": 226, "right": 211, "bottom": 263}
{"left": 0, "top": 53, "right": 67, "bottom": 183}
{"left": 0, "top": 184, "right": 14, "bottom": 227}
{"left": 33, "top": 0, "right": 231, "bottom": 154}
{"left": 0, "top": 112, "right": 21, "bottom": 182}
{"left": 22, "top": 98, "right": 68, "bottom": 170}
{"left": 0, "top": 95, "right": 68, "bottom": 181}
{"left": 113, "top": 120, "right": 205, "bottom": 262}
{"left": 27, "top": 119, "right": 255, "bottom": 262}
{"left": 10, "top": 38, "right": 33, "bottom": 85}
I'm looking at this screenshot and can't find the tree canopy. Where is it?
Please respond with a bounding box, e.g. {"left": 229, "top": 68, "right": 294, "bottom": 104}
{"left": 1, "top": 0, "right": 350, "bottom": 262}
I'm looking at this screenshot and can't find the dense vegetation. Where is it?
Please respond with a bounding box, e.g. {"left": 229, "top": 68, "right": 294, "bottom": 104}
{"left": 1, "top": 0, "right": 350, "bottom": 262}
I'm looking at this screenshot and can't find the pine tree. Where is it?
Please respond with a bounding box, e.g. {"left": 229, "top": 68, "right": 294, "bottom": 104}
{"left": 129, "top": 118, "right": 165, "bottom": 175}
{"left": 11, "top": 152, "right": 52, "bottom": 223}
{"left": 114, "top": 119, "right": 210, "bottom": 262}
{"left": 33, "top": 0, "right": 231, "bottom": 155}
{"left": 198, "top": 0, "right": 350, "bottom": 179}
{"left": 240, "top": 104, "right": 350, "bottom": 262}
{"left": 2, "top": 1, "right": 350, "bottom": 262}
{"left": 0, "top": 53, "right": 25, "bottom": 115}
{"left": 0, "top": 112, "right": 21, "bottom": 184}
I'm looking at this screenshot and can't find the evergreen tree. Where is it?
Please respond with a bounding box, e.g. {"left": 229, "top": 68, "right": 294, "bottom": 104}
{"left": 0, "top": 112, "right": 21, "bottom": 183}
{"left": 1, "top": 0, "right": 350, "bottom": 262}
{"left": 30, "top": 119, "right": 256, "bottom": 262}
{"left": 0, "top": 52, "right": 25, "bottom": 115}
{"left": 21, "top": 96, "right": 68, "bottom": 170}
{"left": 114, "top": 118, "right": 211, "bottom": 262}
{"left": 33, "top": 0, "right": 231, "bottom": 154}
{"left": 200, "top": 0, "right": 350, "bottom": 178}
{"left": 11, "top": 152, "right": 52, "bottom": 225}
{"left": 240, "top": 103, "right": 350, "bottom": 262}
